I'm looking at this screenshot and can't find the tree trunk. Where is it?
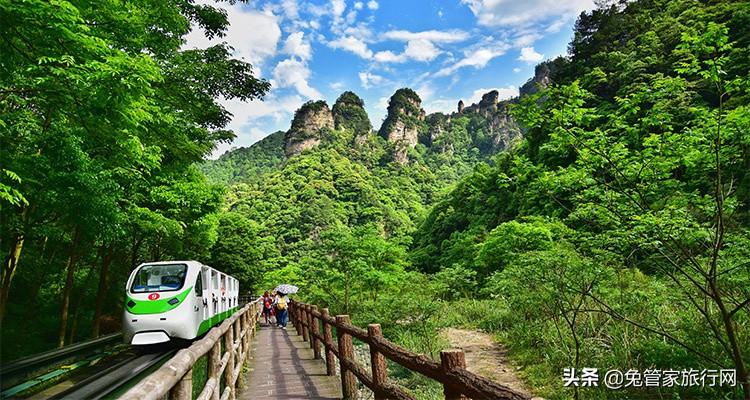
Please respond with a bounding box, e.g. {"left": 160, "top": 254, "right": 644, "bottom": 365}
{"left": 92, "top": 244, "right": 114, "bottom": 338}
{"left": 57, "top": 227, "right": 82, "bottom": 348}
{"left": 0, "top": 232, "right": 25, "bottom": 323}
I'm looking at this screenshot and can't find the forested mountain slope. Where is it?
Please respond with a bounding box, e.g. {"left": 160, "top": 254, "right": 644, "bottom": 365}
{"left": 199, "top": 131, "right": 285, "bottom": 184}
{"left": 410, "top": 0, "right": 750, "bottom": 399}
{"left": 3, "top": 0, "right": 748, "bottom": 398}
{"left": 204, "top": 0, "right": 750, "bottom": 399}
{"left": 203, "top": 88, "right": 526, "bottom": 301}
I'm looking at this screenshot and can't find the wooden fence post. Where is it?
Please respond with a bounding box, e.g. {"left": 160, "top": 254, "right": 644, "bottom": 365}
{"left": 294, "top": 303, "right": 302, "bottom": 336}
{"left": 322, "top": 308, "right": 336, "bottom": 376}
{"left": 336, "top": 315, "right": 358, "bottom": 400}
{"left": 301, "top": 304, "right": 309, "bottom": 342}
{"left": 168, "top": 368, "right": 192, "bottom": 400}
{"left": 235, "top": 318, "right": 242, "bottom": 356}
{"left": 440, "top": 349, "right": 467, "bottom": 400}
{"left": 224, "top": 327, "right": 235, "bottom": 400}
{"left": 310, "top": 305, "right": 321, "bottom": 359}
{"left": 235, "top": 316, "right": 245, "bottom": 388}
{"left": 306, "top": 305, "right": 315, "bottom": 349}
{"left": 241, "top": 312, "right": 247, "bottom": 354}
{"left": 368, "top": 324, "right": 387, "bottom": 400}
{"left": 208, "top": 341, "right": 221, "bottom": 400}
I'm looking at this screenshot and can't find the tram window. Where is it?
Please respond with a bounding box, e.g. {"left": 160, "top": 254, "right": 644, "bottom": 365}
{"left": 195, "top": 274, "right": 203, "bottom": 297}
{"left": 130, "top": 264, "right": 187, "bottom": 293}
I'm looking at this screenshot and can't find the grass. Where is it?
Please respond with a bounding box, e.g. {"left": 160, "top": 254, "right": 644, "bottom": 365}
{"left": 191, "top": 354, "right": 208, "bottom": 399}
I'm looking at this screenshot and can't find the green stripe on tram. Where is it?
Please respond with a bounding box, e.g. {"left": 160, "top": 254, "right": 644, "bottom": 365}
{"left": 196, "top": 306, "right": 238, "bottom": 337}
{"left": 126, "top": 287, "right": 193, "bottom": 315}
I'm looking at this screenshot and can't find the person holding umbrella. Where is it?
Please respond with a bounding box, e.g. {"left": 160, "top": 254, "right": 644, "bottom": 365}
{"left": 273, "top": 291, "right": 289, "bottom": 329}
{"left": 272, "top": 284, "right": 298, "bottom": 329}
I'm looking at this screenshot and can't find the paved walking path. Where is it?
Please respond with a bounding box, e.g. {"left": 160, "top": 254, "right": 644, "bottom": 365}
{"left": 239, "top": 321, "right": 342, "bottom": 400}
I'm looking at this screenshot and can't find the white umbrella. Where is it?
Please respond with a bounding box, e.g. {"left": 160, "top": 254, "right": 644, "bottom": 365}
{"left": 274, "top": 284, "right": 299, "bottom": 294}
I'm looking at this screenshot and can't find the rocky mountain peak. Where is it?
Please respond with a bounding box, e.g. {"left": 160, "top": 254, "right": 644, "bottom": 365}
{"left": 284, "top": 100, "right": 334, "bottom": 158}
{"left": 520, "top": 61, "right": 553, "bottom": 97}
{"left": 332, "top": 91, "right": 372, "bottom": 145}
{"left": 379, "top": 88, "right": 425, "bottom": 164}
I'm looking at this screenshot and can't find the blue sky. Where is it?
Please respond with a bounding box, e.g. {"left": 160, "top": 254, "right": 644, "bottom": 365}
{"left": 186, "top": 0, "right": 595, "bottom": 158}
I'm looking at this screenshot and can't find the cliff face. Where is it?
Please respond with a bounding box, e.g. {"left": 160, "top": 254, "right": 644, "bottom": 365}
{"left": 520, "top": 62, "right": 553, "bottom": 97}
{"left": 284, "top": 100, "right": 334, "bottom": 158}
{"left": 454, "top": 90, "right": 522, "bottom": 153}
{"left": 487, "top": 102, "right": 521, "bottom": 150}
{"left": 379, "top": 88, "right": 426, "bottom": 163}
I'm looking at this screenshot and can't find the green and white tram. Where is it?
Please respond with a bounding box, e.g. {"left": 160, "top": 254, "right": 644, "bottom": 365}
{"left": 123, "top": 261, "right": 239, "bottom": 345}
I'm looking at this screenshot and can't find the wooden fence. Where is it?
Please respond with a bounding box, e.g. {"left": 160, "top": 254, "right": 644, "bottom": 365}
{"left": 120, "top": 298, "right": 262, "bottom": 400}
{"left": 289, "top": 301, "right": 531, "bottom": 400}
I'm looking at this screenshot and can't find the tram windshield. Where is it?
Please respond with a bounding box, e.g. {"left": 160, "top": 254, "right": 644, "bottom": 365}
{"left": 130, "top": 264, "right": 188, "bottom": 293}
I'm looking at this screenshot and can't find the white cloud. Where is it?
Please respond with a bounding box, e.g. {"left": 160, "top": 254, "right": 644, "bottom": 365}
{"left": 373, "top": 29, "right": 469, "bottom": 64}
{"left": 381, "top": 29, "right": 470, "bottom": 43}
{"left": 272, "top": 58, "right": 322, "bottom": 99}
{"left": 415, "top": 83, "right": 435, "bottom": 101}
{"left": 328, "top": 36, "right": 373, "bottom": 59}
{"left": 546, "top": 18, "right": 567, "bottom": 32}
{"left": 373, "top": 50, "right": 401, "bottom": 63}
{"left": 374, "top": 39, "right": 440, "bottom": 63}
{"left": 359, "top": 71, "right": 385, "bottom": 89}
{"left": 370, "top": 95, "right": 390, "bottom": 126}
{"left": 423, "top": 98, "right": 458, "bottom": 114}
{"left": 466, "top": 87, "right": 518, "bottom": 104}
{"left": 345, "top": 10, "right": 358, "bottom": 25}
{"left": 435, "top": 44, "right": 510, "bottom": 76}
{"left": 367, "top": 0, "right": 379, "bottom": 10}
{"left": 308, "top": 3, "right": 328, "bottom": 17}
{"left": 209, "top": 94, "right": 305, "bottom": 158}
{"left": 354, "top": 1, "right": 364, "bottom": 10}
{"left": 280, "top": 0, "right": 299, "bottom": 20}
{"left": 184, "top": 5, "right": 281, "bottom": 69}
{"left": 461, "top": 0, "right": 594, "bottom": 27}
{"left": 344, "top": 23, "right": 374, "bottom": 39}
{"left": 404, "top": 39, "right": 440, "bottom": 61}
{"left": 518, "top": 46, "right": 544, "bottom": 63}
{"left": 330, "top": 81, "right": 345, "bottom": 91}
{"left": 331, "top": 0, "right": 346, "bottom": 19}
{"left": 282, "top": 31, "right": 312, "bottom": 60}
{"left": 513, "top": 32, "right": 541, "bottom": 47}
{"left": 513, "top": 67, "right": 521, "bottom": 73}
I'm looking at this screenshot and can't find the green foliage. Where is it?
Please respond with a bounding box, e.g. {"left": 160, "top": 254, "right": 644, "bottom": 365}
{"left": 410, "top": 1, "right": 750, "bottom": 398}
{"left": 0, "top": 0, "right": 268, "bottom": 359}
{"left": 199, "top": 131, "right": 285, "bottom": 185}
{"left": 332, "top": 91, "right": 372, "bottom": 138}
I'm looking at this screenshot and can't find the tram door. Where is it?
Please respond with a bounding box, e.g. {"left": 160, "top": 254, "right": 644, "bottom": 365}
{"left": 211, "top": 270, "right": 218, "bottom": 317}
{"left": 220, "top": 274, "right": 227, "bottom": 313}
{"left": 200, "top": 267, "right": 209, "bottom": 320}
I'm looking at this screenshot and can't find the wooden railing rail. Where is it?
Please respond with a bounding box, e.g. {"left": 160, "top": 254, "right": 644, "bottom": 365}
{"left": 290, "top": 301, "right": 531, "bottom": 400}
{"left": 121, "top": 298, "right": 263, "bottom": 400}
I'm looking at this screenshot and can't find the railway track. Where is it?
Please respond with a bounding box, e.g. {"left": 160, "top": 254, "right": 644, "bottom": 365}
{"left": 46, "top": 349, "right": 176, "bottom": 400}
{"left": 0, "top": 334, "right": 123, "bottom": 399}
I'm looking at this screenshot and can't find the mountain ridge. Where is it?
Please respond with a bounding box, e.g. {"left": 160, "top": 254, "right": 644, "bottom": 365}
{"left": 202, "top": 65, "right": 553, "bottom": 183}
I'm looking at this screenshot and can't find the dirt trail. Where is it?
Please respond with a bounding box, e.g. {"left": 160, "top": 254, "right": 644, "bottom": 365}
{"left": 442, "top": 328, "right": 540, "bottom": 399}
